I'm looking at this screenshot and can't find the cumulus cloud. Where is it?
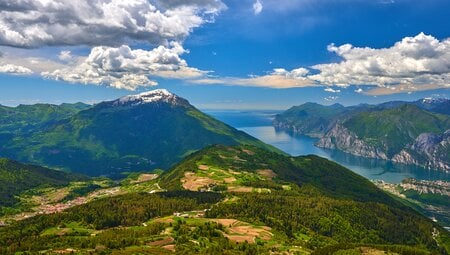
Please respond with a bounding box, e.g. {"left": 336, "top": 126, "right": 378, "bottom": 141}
{"left": 0, "top": 0, "right": 226, "bottom": 48}
{"left": 58, "top": 50, "right": 73, "bottom": 63}
{"left": 0, "top": 64, "right": 33, "bottom": 74}
{"left": 363, "top": 83, "right": 448, "bottom": 96}
{"left": 153, "top": 0, "right": 226, "bottom": 14}
{"left": 0, "top": 51, "right": 69, "bottom": 73}
{"left": 253, "top": 0, "right": 263, "bottom": 15}
{"left": 354, "top": 88, "right": 364, "bottom": 93}
{"left": 190, "top": 33, "right": 450, "bottom": 93}
{"left": 192, "top": 67, "right": 316, "bottom": 88}
{"left": 324, "top": 96, "right": 339, "bottom": 101}
{"left": 43, "top": 42, "right": 206, "bottom": 90}
{"left": 308, "top": 33, "right": 450, "bottom": 93}
{"left": 324, "top": 87, "right": 341, "bottom": 93}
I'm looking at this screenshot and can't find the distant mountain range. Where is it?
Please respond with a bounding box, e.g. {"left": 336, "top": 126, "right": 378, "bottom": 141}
{"left": 0, "top": 89, "right": 276, "bottom": 177}
{"left": 274, "top": 98, "right": 450, "bottom": 171}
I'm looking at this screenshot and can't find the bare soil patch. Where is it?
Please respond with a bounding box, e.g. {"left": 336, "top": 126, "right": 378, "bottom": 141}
{"left": 242, "top": 149, "right": 255, "bottom": 155}
{"left": 181, "top": 172, "right": 215, "bottom": 191}
{"left": 154, "top": 217, "right": 175, "bottom": 223}
{"left": 211, "top": 219, "right": 273, "bottom": 244}
{"left": 225, "top": 235, "right": 255, "bottom": 243}
{"left": 227, "top": 186, "right": 253, "bottom": 193}
{"left": 198, "top": 165, "right": 209, "bottom": 170}
{"left": 257, "top": 169, "right": 277, "bottom": 180}
{"left": 233, "top": 156, "right": 247, "bottom": 162}
{"left": 211, "top": 219, "right": 239, "bottom": 226}
{"left": 131, "top": 174, "right": 158, "bottom": 184}
{"left": 162, "top": 244, "right": 175, "bottom": 252}
{"left": 228, "top": 169, "right": 241, "bottom": 175}
{"left": 223, "top": 176, "right": 237, "bottom": 184}
{"left": 148, "top": 237, "right": 174, "bottom": 246}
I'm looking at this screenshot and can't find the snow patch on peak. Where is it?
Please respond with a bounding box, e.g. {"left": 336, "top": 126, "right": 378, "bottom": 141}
{"left": 115, "top": 89, "right": 180, "bottom": 106}
{"left": 422, "top": 97, "right": 448, "bottom": 104}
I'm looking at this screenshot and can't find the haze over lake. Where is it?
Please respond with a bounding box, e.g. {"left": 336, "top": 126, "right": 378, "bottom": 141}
{"left": 206, "top": 110, "right": 450, "bottom": 183}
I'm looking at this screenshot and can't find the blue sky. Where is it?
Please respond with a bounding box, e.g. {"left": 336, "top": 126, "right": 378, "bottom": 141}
{"left": 0, "top": 0, "right": 449, "bottom": 109}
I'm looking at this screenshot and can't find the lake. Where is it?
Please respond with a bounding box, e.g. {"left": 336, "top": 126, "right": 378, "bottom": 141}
{"left": 206, "top": 110, "right": 450, "bottom": 183}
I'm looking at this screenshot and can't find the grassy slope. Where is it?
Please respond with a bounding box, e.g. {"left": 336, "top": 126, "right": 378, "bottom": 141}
{"left": 343, "top": 105, "right": 450, "bottom": 157}
{"left": 274, "top": 103, "right": 348, "bottom": 135}
{"left": 0, "top": 103, "right": 90, "bottom": 133}
{"left": 0, "top": 146, "right": 448, "bottom": 254}
{"left": 1, "top": 101, "right": 279, "bottom": 177}
{"left": 161, "top": 144, "right": 393, "bottom": 203}
{"left": 160, "top": 145, "right": 448, "bottom": 252}
{"left": 0, "top": 158, "right": 86, "bottom": 207}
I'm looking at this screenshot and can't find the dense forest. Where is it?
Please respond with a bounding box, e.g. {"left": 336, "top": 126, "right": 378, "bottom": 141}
{"left": 0, "top": 158, "right": 85, "bottom": 209}
{"left": 0, "top": 145, "right": 448, "bottom": 254}
{"left": 0, "top": 191, "right": 223, "bottom": 253}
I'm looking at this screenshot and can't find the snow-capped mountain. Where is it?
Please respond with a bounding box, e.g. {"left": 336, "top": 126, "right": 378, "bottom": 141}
{"left": 421, "top": 97, "right": 449, "bottom": 104}
{"left": 0, "top": 90, "right": 275, "bottom": 177}
{"left": 113, "top": 89, "right": 187, "bottom": 107}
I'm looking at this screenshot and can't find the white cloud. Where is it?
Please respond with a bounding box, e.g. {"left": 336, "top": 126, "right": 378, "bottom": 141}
{"left": 0, "top": 51, "right": 71, "bottom": 73}
{"left": 354, "top": 88, "right": 363, "bottom": 93}
{"left": 58, "top": 50, "right": 73, "bottom": 63}
{"left": 43, "top": 42, "right": 206, "bottom": 90}
{"left": 190, "top": 33, "right": 450, "bottom": 94}
{"left": 0, "top": 0, "right": 226, "bottom": 48}
{"left": 324, "top": 87, "right": 341, "bottom": 93}
{"left": 308, "top": 33, "right": 450, "bottom": 94}
{"left": 362, "top": 83, "right": 447, "bottom": 96}
{"left": 0, "top": 0, "right": 226, "bottom": 90}
{"left": 253, "top": 0, "right": 263, "bottom": 15}
{"left": 192, "top": 67, "right": 316, "bottom": 88}
{"left": 324, "top": 96, "right": 339, "bottom": 101}
{"left": 0, "top": 64, "right": 33, "bottom": 74}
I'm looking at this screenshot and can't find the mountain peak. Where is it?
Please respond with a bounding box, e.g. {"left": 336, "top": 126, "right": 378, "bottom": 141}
{"left": 421, "top": 97, "right": 449, "bottom": 104}
{"left": 114, "top": 89, "right": 181, "bottom": 106}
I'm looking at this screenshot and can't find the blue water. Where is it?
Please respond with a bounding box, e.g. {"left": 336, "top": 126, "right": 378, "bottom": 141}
{"left": 206, "top": 110, "right": 450, "bottom": 183}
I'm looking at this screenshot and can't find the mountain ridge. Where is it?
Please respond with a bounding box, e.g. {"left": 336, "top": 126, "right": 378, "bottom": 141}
{"left": 0, "top": 89, "right": 279, "bottom": 177}
{"left": 275, "top": 99, "right": 450, "bottom": 171}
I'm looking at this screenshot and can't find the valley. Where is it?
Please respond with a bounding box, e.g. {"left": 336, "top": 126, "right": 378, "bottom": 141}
{"left": 374, "top": 179, "right": 450, "bottom": 230}
{"left": 1, "top": 2, "right": 449, "bottom": 254}
{"left": 208, "top": 110, "right": 450, "bottom": 183}
{"left": 0, "top": 91, "right": 449, "bottom": 254}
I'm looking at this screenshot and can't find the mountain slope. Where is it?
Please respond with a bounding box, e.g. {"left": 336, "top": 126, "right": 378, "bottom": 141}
{"left": 0, "top": 89, "right": 278, "bottom": 177}
{"left": 317, "top": 104, "right": 450, "bottom": 170}
{"left": 273, "top": 103, "right": 349, "bottom": 137}
{"left": 0, "top": 158, "right": 84, "bottom": 208}
{"left": 342, "top": 105, "right": 450, "bottom": 156}
{"left": 0, "top": 102, "right": 90, "bottom": 134}
{"left": 161, "top": 144, "right": 393, "bottom": 203}
{"left": 274, "top": 98, "right": 450, "bottom": 138}
{"left": 275, "top": 100, "right": 450, "bottom": 171}
{"left": 1, "top": 145, "right": 447, "bottom": 254}
{"left": 159, "top": 145, "right": 448, "bottom": 252}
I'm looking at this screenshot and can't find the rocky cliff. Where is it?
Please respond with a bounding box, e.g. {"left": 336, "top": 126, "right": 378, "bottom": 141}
{"left": 318, "top": 124, "right": 450, "bottom": 172}
{"left": 393, "top": 131, "right": 450, "bottom": 171}
{"left": 277, "top": 100, "right": 450, "bottom": 172}
{"left": 316, "top": 124, "right": 388, "bottom": 160}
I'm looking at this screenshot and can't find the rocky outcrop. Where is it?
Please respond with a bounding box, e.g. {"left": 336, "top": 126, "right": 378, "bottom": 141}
{"left": 393, "top": 131, "right": 450, "bottom": 172}
{"left": 273, "top": 120, "right": 328, "bottom": 138}
{"left": 392, "top": 150, "right": 419, "bottom": 166}
{"left": 318, "top": 124, "right": 450, "bottom": 172}
{"left": 316, "top": 124, "right": 388, "bottom": 160}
